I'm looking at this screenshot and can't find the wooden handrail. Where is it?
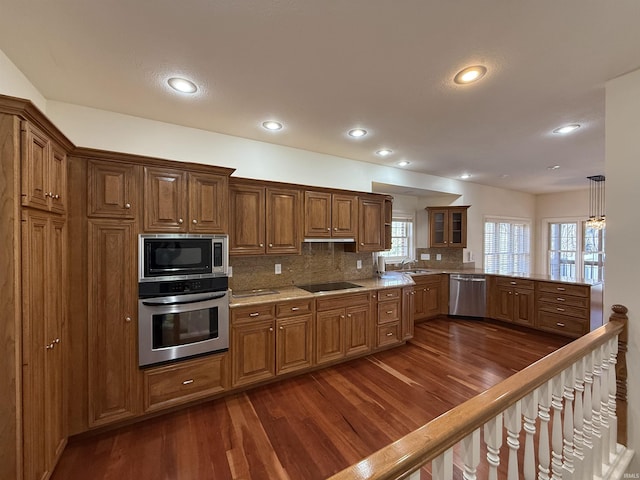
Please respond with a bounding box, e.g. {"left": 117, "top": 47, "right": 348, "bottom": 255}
{"left": 328, "top": 305, "right": 628, "bottom": 480}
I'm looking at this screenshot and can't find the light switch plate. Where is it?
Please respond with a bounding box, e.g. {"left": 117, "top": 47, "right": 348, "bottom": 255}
{"left": 436, "top": 254, "right": 442, "bottom": 261}
{"left": 275, "top": 264, "right": 282, "bottom": 274}
{"left": 420, "top": 253, "right": 430, "bottom": 260}
{"left": 356, "top": 259, "right": 362, "bottom": 269}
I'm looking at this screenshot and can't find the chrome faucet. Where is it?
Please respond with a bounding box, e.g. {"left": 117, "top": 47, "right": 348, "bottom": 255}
{"left": 400, "top": 259, "right": 415, "bottom": 270}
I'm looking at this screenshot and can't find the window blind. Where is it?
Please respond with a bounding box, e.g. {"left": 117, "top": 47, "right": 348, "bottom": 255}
{"left": 484, "top": 217, "right": 531, "bottom": 274}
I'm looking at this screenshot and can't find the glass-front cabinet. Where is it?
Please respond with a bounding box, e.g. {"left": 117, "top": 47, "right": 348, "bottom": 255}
{"left": 426, "top": 206, "right": 469, "bottom": 248}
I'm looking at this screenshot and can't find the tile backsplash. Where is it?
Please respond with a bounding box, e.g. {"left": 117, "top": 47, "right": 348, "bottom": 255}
{"left": 229, "top": 243, "right": 373, "bottom": 292}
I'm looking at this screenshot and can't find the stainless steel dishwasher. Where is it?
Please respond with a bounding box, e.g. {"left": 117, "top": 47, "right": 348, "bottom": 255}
{"left": 449, "top": 274, "right": 487, "bottom": 318}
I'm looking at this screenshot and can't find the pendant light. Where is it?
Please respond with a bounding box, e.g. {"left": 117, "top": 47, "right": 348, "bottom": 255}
{"left": 586, "top": 175, "right": 605, "bottom": 230}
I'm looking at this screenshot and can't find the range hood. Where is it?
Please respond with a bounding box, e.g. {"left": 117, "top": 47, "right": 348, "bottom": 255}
{"left": 303, "top": 238, "right": 356, "bottom": 243}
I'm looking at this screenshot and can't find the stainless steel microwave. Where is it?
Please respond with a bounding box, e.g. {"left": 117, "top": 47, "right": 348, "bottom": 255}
{"left": 139, "top": 234, "right": 228, "bottom": 282}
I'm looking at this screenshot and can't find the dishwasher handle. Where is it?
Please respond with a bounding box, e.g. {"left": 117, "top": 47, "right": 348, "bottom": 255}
{"left": 451, "top": 276, "right": 486, "bottom": 282}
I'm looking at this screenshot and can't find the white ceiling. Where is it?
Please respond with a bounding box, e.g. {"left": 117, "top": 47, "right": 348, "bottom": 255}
{"left": 2, "top": 1, "right": 640, "bottom": 194}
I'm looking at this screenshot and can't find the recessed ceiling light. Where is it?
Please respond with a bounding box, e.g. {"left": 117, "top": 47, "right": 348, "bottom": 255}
{"left": 553, "top": 124, "right": 580, "bottom": 135}
{"left": 453, "top": 65, "right": 487, "bottom": 85}
{"left": 500, "top": 174, "right": 510, "bottom": 178}
{"left": 547, "top": 165, "right": 561, "bottom": 170}
{"left": 376, "top": 149, "right": 393, "bottom": 157}
{"left": 167, "top": 77, "right": 198, "bottom": 94}
{"left": 348, "top": 128, "right": 367, "bottom": 138}
{"left": 397, "top": 160, "right": 410, "bottom": 167}
{"left": 262, "top": 120, "right": 283, "bottom": 131}
{"left": 460, "top": 173, "right": 472, "bottom": 179}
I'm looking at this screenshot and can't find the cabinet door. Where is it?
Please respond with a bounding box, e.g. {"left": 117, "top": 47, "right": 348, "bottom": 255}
{"left": 276, "top": 314, "right": 314, "bottom": 375}
{"left": 448, "top": 208, "right": 467, "bottom": 247}
{"left": 423, "top": 281, "right": 441, "bottom": 319}
{"left": 231, "top": 320, "right": 275, "bottom": 386}
{"left": 428, "top": 209, "right": 449, "bottom": 247}
{"left": 304, "top": 191, "right": 331, "bottom": 237}
{"left": 316, "top": 308, "right": 345, "bottom": 365}
{"left": 88, "top": 220, "right": 139, "bottom": 426}
{"left": 332, "top": 194, "right": 358, "bottom": 238}
{"left": 357, "top": 197, "right": 384, "bottom": 252}
{"left": 49, "top": 146, "right": 67, "bottom": 214}
{"left": 88, "top": 160, "right": 138, "bottom": 218}
{"left": 513, "top": 288, "right": 535, "bottom": 326}
{"left": 402, "top": 287, "right": 415, "bottom": 340}
{"left": 413, "top": 284, "right": 427, "bottom": 321}
{"left": 143, "top": 167, "right": 188, "bottom": 232}
{"left": 345, "top": 304, "right": 370, "bottom": 357}
{"left": 188, "top": 172, "right": 228, "bottom": 233}
{"left": 266, "top": 187, "right": 302, "bottom": 255}
{"left": 21, "top": 121, "right": 51, "bottom": 212}
{"left": 229, "top": 183, "right": 265, "bottom": 255}
{"left": 494, "top": 285, "right": 514, "bottom": 322}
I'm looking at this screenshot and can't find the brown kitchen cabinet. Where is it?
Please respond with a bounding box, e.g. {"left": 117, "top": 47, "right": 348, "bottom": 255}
{"left": 21, "top": 211, "right": 67, "bottom": 480}
{"left": 350, "top": 195, "right": 385, "bottom": 252}
{"left": 426, "top": 206, "right": 469, "bottom": 248}
{"left": 374, "top": 288, "right": 403, "bottom": 348}
{"left": 143, "top": 353, "right": 227, "bottom": 412}
{"left": 316, "top": 293, "right": 371, "bottom": 365}
{"left": 413, "top": 275, "right": 443, "bottom": 321}
{"left": 229, "top": 180, "right": 302, "bottom": 255}
{"left": 490, "top": 277, "right": 535, "bottom": 326}
{"left": 276, "top": 301, "right": 314, "bottom": 375}
{"left": 304, "top": 190, "right": 358, "bottom": 238}
{"left": 536, "top": 281, "right": 591, "bottom": 338}
{"left": 402, "top": 286, "right": 415, "bottom": 340}
{"left": 87, "top": 219, "right": 140, "bottom": 426}
{"left": 21, "top": 121, "right": 67, "bottom": 214}
{"left": 384, "top": 197, "right": 393, "bottom": 250}
{"left": 144, "top": 167, "right": 229, "bottom": 233}
{"left": 88, "top": 159, "right": 140, "bottom": 218}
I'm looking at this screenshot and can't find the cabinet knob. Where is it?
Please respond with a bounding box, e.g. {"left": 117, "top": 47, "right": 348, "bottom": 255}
{"left": 178, "top": 218, "right": 184, "bottom": 224}
{"left": 54, "top": 194, "right": 60, "bottom": 200}
{"left": 279, "top": 326, "right": 284, "bottom": 330}
{"left": 269, "top": 243, "right": 273, "bottom": 247}
{"left": 411, "top": 291, "right": 415, "bottom": 295}
{"left": 515, "top": 292, "right": 519, "bottom": 296}
{"left": 269, "top": 327, "right": 274, "bottom": 332}
{"left": 426, "top": 288, "right": 430, "bottom": 291}
{"left": 360, "top": 242, "right": 364, "bottom": 246}
{"left": 54, "top": 338, "right": 60, "bottom": 344}
{"left": 334, "top": 227, "right": 338, "bottom": 231}
{"left": 45, "top": 343, "right": 54, "bottom": 350}
{"left": 259, "top": 243, "right": 264, "bottom": 247}
{"left": 508, "top": 291, "right": 513, "bottom": 295}
{"left": 341, "top": 315, "right": 345, "bottom": 319}
{"left": 125, "top": 316, "right": 132, "bottom": 322}
{"left": 44, "top": 192, "right": 51, "bottom": 198}
{"left": 327, "top": 227, "right": 331, "bottom": 231}
{"left": 347, "top": 314, "right": 352, "bottom": 318}
{"left": 182, "top": 379, "right": 194, "bottom": 385}
{"left": 124, "top": 203, "right": 131, "bottom": 209}
{"left": 192, "top": 219, "right": 198, "bottom": 224}
{"left": 444, "top": 241, "right": 448, "bottom": 244}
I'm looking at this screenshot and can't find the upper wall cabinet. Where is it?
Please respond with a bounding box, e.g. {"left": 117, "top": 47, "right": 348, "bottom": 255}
{"left": 229, "top": 180, "right": 302, "bottom": 256}
{"left": 356, "top": 195, "right": 385, "bottom": 252}
{"left": 88, "top": 160, "right": 141, "bottom": 219}
{"left": 304, "top": 191, "right": 358, "bottom": 239}
{"left": 143, "top": 167, "right": 229, "bottom": 233}
{"left": 21, "top": 121, "right": 67, "bottom": 214}
{"left": 425, "top": 206, "right": 469, "bottom": 248}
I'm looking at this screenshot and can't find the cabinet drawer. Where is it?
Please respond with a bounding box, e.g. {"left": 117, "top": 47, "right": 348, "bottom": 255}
{"left": 537, "top": 312, "right": 586, "bottom": 338}
{"left": 377, "top": 300, "right": 400, "bottom": 324}
{"left": 537, "top": 292, "right": 589, "bottom": 308}
{"left": 376, "top": 288, "right": 401, "bottom": 300}
{"left": 231, "top": 304, "right": 275, "bottom": 323}
{"left": 316, "top": 292, "right": 370, "bottom": 311}
{"left": 537, "top": 282, "right": 589, "bottom": 297}
{"left": 144, "top": 354, "right": 227, "bottom": 412}
{"left": 276, "top": 298, "right": 314, "bottom": 318}
{"left": 496, "top": 277, "right": 535, "bottom": 289}
{"left": 537, "top": 303, "right": 588, "bottom": 320}
{"left": 413, "top": 275, "right": 441, "bottom": 287}
{"left": 377, "top": 323, "right": 401, "bottom": 347}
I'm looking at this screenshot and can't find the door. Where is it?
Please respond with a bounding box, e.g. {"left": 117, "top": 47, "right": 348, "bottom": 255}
{"left": 143, "top": 167, "right": 187, "bottom": 232}
{"left": 229, "top": 183, "right": 265, "bottom": 255}
{"left": 513, "top": 288, "right": 535, "bottom": 326}
{"left": 357, "top": 197, "right": 384, "bottom": 252}
{"left": 494, "top": 285, "right": 514, "bottom": 322}
{"left": 304, "top": 191, "right": 331, "bottom": 237}
{"left": 429, "top": 209, "right": 449, "bottom": 247}
{"left": 88, "top": 160, "right": 138, "bottom": 218}
{"left": 88, "top": 220, "right": 139, "bottom": 426}
{"left": 231, "top": 320, "right": 275, "bottom": 386}
{"left": 316, "top": 308, "right": 345, "bottom": 365}
{"left": 448, "top": 208, "right": 467, "bottom": 247}
{"left": 266, "top": 187, "right": 301, "bottom": 254}
{"left": 21, "top": 121, "right": 51, "bottom": 211}
{"left": 332, "top": 194, "right": 358, "bottom": 238}
{"left": 188, "top": 172, "right": 228, "bottom": 233}
{"left": 423, "top": 281, "right": 441, "bottom": 319}
{"left": 345, "top": 304, "right": 370, "bottom": 357}
{"left": 49, "top": 146, "right": 67, "bottom": 214}
{"left": 276, "top": 314, "right": 313, "bottom": 375}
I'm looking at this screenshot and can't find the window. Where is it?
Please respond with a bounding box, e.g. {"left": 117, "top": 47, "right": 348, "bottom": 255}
{"left": 379, "top": 215, "right": 414, "bottom": 263}
{"left": 548, "top": 221, "right": 605, "bottom": 281}
{"left": 484, "top": 217, "right": 531, "bottom": 274}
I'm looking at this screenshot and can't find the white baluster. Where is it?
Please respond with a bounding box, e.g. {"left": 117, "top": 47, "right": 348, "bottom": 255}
{"left": 484, "top": 414, "right": 503, "bottom": 480}
{"left": 608, "top": 336, "right": 619, "bottom": 459}
{"left": 551, "top": 372, "right": 564, "bottom": 480}
{"left": 538, "top": 380, "right": 552, "bottom": 480}
{"left": 408, "top": 471, "right": 421, "bottom": 480}
{"left": 600, "top": 343, "right": 611, "bottom": 470}
{"left": 592, "top": 348, "right": 603, "bottom": 477}
{"left": 572, "top": 357, "right": 586, "bottom": 480}
{"left": 562, "top": 365, "right": 575, "bottom": 480}
{"left": 583, "top": 350, "right": 595, "bottom": 479}
{"left": 461, "top": 429, "right": 480, "bottom": 480}
{"left": 432, "top": 447, "right": 453, "bottom": 480}
{"left": 523, "top": 390, "right": 539, "bottom": 480}
{"left": 505, "top": 401, "right": 522, "bottom": 480}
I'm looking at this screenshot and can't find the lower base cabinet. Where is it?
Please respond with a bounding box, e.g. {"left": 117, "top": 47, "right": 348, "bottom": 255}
{"left": 413, "top": 275, "right": 443, "bottom": 321}
{"left": 374, "top": 288, "right": 402, "bottom": 348}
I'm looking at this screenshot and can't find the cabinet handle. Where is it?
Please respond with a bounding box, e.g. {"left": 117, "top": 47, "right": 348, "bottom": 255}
{"left": 125, "top": 316, "right": 132, "bottom": 322}
{"left": 182, "top": 379, "right": 194, "bottom": 385}
{"left": 192, "top": 219, "right": 198, "bottom": 224}
{"left": 178, "top": 218, "right": 184, "bottom": 224}
{"left": 510, "top": 281, "right": 517, "bottom": 285}
{"left": 291, "top": 307, "right": 300, "bottom": 311}
{"left": 249, "top": 312, "right": 260, "bottom": 317}
{"left": 124, "top": 203, "right": 131, "bottom": 209}
{"left": 556, "top": 307, "right": 565, "bottom": 312}
{"left": 556, "top": 287, "right": 566, "bottom": 291}
{"left": 386, "top": 332, "right": 394, "bottom": 337}
{"left": 386, "top": 293, "right": 393, "bottom": 297}
{"left": 556, "top": 322, "right": 565, "bottom": 327}
{"left": 556, "top": 297, "right": 566, "bottom": 302}
{"left": 386, "top": 310, "right": 393, "bottom": 314}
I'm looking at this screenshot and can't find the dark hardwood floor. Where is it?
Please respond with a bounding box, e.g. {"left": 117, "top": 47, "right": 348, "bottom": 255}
{"left": 51, "top": 318, "right": 570, "bottom": 480}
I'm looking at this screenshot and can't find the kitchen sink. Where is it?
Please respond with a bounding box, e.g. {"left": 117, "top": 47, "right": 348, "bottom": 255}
{"left": 232, "top": 288, "right": 279, "bottom": 298}
{"left": 401, "top": 269, "right": 433, "bottom": 275}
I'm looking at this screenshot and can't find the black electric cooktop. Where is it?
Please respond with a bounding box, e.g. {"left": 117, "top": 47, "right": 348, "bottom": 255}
{"left": 296, "top": 281, "right": 363, "bottom": 293}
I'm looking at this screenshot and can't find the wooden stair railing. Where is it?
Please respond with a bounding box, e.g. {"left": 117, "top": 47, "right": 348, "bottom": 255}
{"left": 328, "top": 305, "right": 632, "bottom": 480}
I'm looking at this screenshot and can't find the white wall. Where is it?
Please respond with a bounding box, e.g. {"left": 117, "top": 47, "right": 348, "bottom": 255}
{"left": 0, "top": 50, "right": 46, "bottom": 112}
{"left": 605, "top": 67, "right": 640, "bottom": 471}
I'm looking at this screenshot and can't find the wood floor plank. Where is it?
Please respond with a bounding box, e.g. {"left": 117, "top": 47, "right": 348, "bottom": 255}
{"left": 51, "top": 318, "right": 570, "bottom": 480}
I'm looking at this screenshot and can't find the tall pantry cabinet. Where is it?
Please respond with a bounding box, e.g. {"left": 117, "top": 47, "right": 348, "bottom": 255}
{"left": 0, "top": 100, "right": 73, "bottom": 480}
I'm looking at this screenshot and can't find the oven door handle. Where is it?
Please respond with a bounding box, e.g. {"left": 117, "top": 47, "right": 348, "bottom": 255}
{"left": 142, "top": 292, "right": 228, "bottom": 306}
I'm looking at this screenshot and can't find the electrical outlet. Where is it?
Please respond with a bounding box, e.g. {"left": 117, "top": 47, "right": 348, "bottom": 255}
{"left": 436, "top": 254, "right": 442, "bottom": 261}
{"left": 228, "top": 266, "right": 233, "bottom": 277}
{"left": 420, "top": 253, "right": 430, "bottom": 260}
{"left": 275, "top": 263, "right": 281, "bottom": 274}
{"left": 356, "top": 259, "right": 362, "bottom": 269}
